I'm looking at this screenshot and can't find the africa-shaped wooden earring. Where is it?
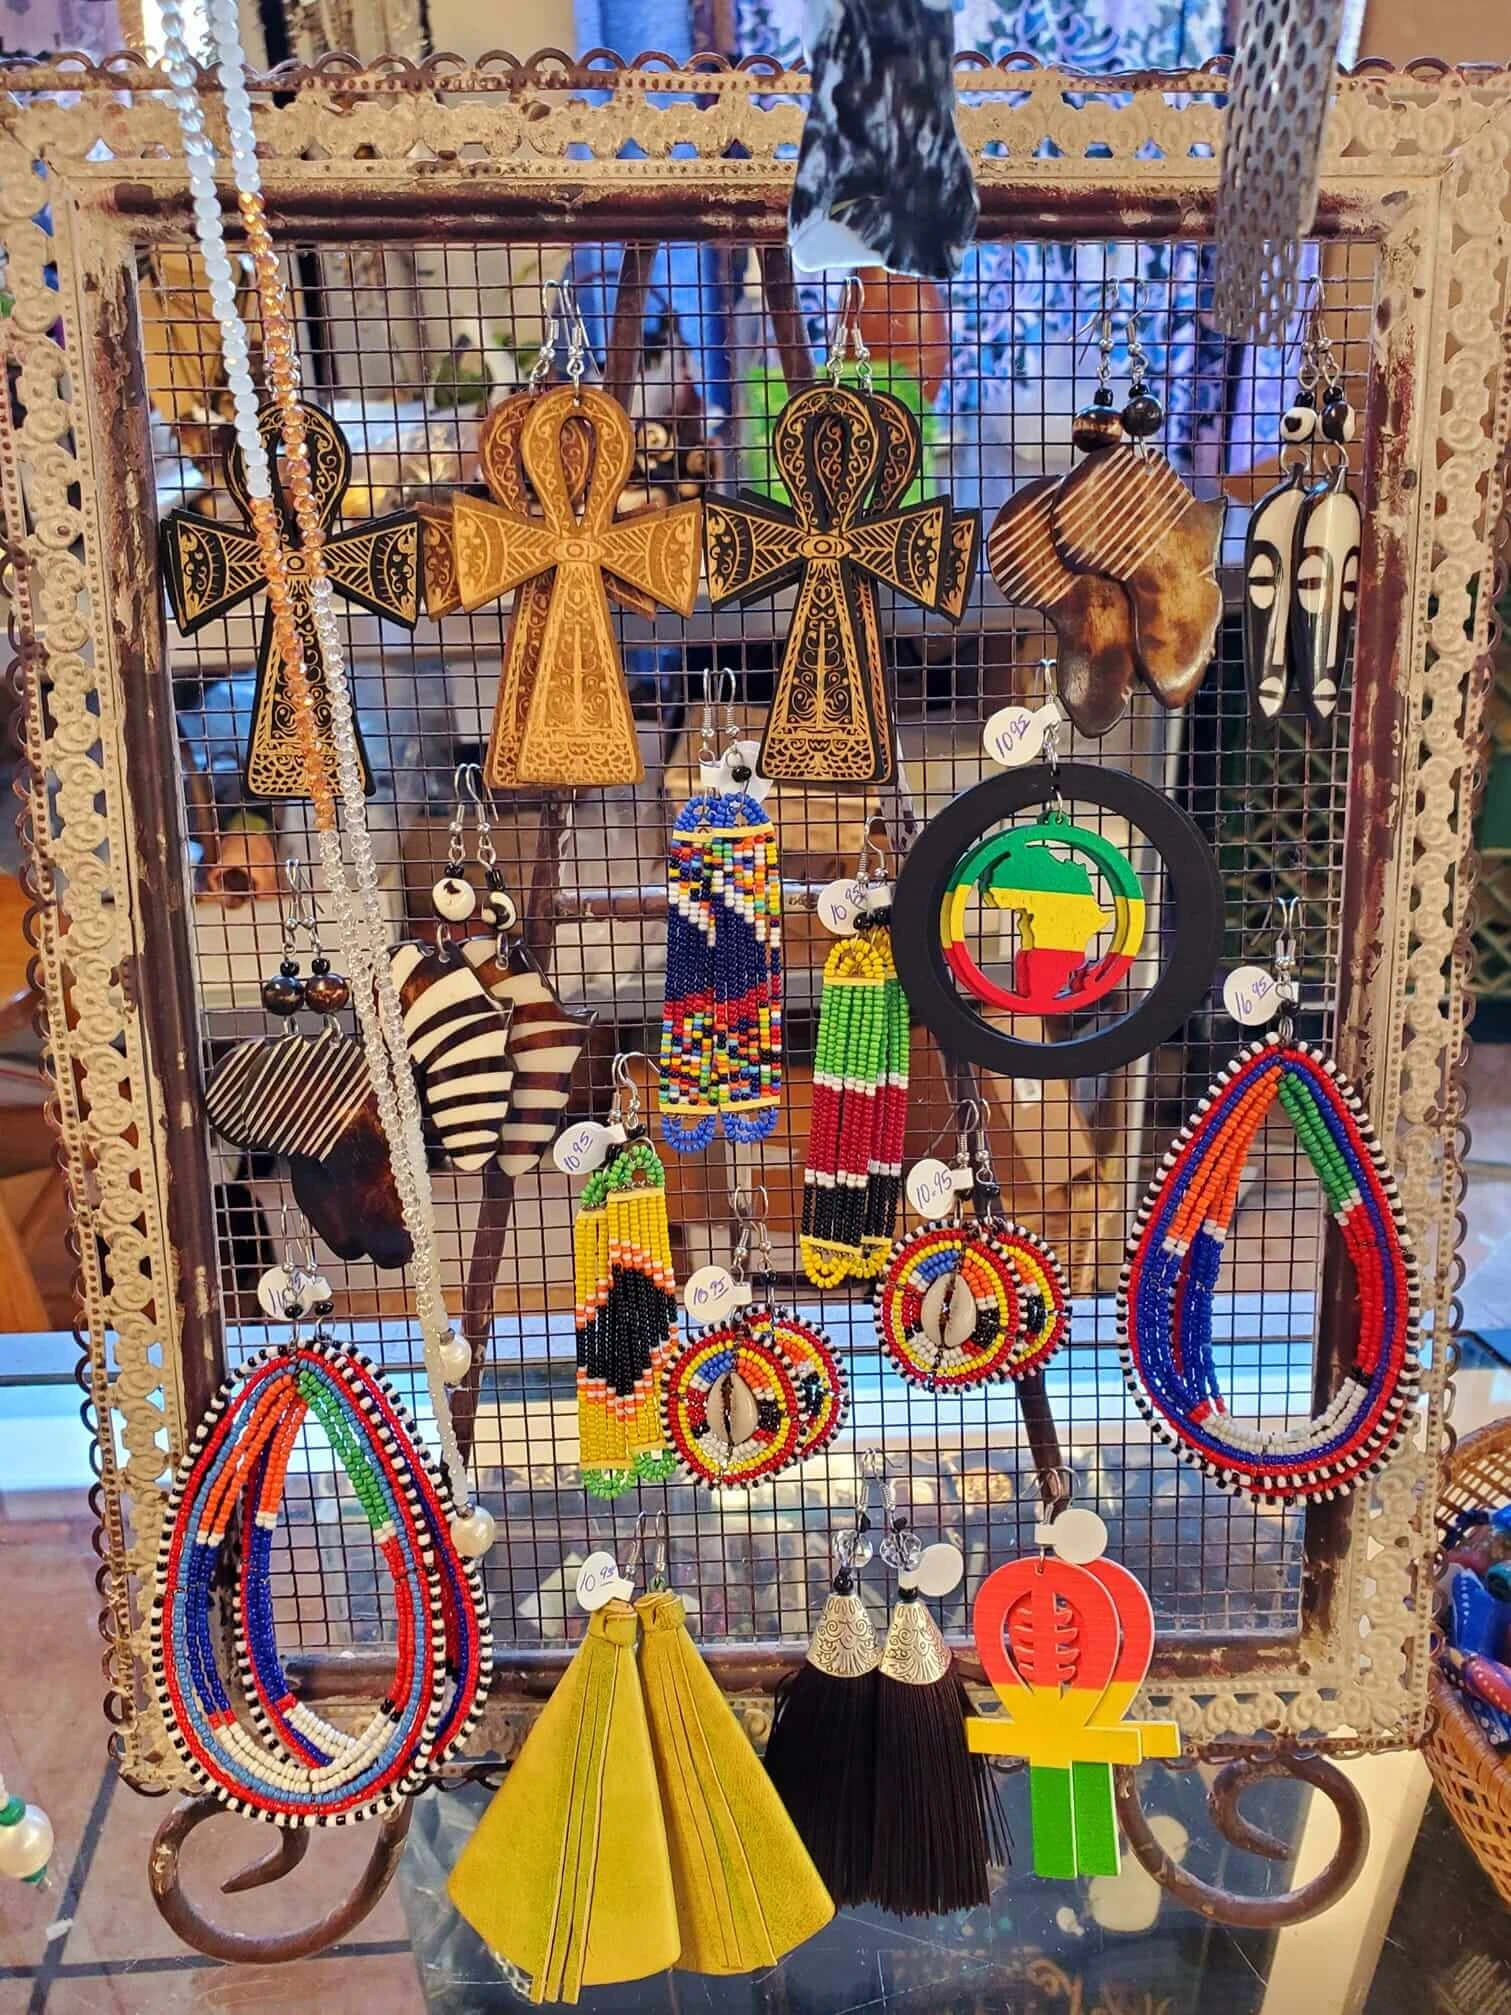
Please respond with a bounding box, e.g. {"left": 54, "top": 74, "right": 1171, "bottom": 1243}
{"left": 1049, "top": 297, "right": 1226, "bottom": 711}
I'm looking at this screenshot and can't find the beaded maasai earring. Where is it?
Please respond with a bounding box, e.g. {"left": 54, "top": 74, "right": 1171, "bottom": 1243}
{"left": 1119, "top": 902, "right": 1420, "bottom": 1502}
{"left": 664, "top": 1191, "right": 846, "bottom": 1490}
{"left": 205, "top": 860, "right": 412, "bottom": 1269}
{"left": 152, "top": 1238, "right": 491, "bottom": 1823}
{"left": 573, "top": 1058, "right": 679, "bottom": 1498}
{"left": 800, "top": 839, "right": 910, "bottom": 1287}
{"left": 968, "top": 1489, "right": 1179, "bottom": 1879}
{"left": 659, "top": 680, "right": 783, "bottom": 1151}
{"left": 876, "top": 1109, "right": 1069, "bottom": 1392}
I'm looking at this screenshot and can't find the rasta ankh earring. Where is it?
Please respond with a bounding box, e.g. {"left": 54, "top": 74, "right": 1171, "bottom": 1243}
{"left": 801, "top": 835, "right": 910, "bottom": 1287}
{"left": 968, "top": 1490, "right": 1179, "bottom": 1879}
{"left": 876, "top": 1106, "right": 1068, "bottom": 1392}
{"left": 1120, "top": 900, "right": 1420, "bottom": 1502}
{"left": 204, "top": 859, "right": 412, "bottom": 1269}
{"left": 659, "top": 674, "right": 783, "bottom": 1152}
{"left": 663, "top": 1192, "right": 845, "bottom": 1490}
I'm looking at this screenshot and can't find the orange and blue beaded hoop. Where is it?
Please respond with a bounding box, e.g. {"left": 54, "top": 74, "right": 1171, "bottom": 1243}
{"left": 152, "top": 1336, "right": 490, "bottom": 1824}
{"left": 1119, "top": 1035, "right": 1420, "bottom": 1502}
{"left": 663, "top": 1304, "right": 845, "bottom": 1488}
{"left": 876, "top": 1220, "right": 1068, "bottom": 1391}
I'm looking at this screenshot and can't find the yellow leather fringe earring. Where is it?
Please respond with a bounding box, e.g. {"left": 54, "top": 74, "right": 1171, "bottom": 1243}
{"left": 448, "top": 1594, "right": 679, "bottom": 2004}
{"left": 634, "top": 1520, "right": 833, "bottom": 1974}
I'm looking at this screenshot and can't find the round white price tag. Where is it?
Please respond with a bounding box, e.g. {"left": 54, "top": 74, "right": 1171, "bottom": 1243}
{"left": 1036, "top": 1507, "right": 1109, "bottom": 1566}
{"left": 257, "top": 1265, "right": 297, "bottom": 1319}
{"left": 914, "top": 1541, "right": 966, "bottom": 1599}
{"left": 718, "top": 741, "right": 775, "bottom": 804}
{"left": 983, "top": 704, "right": 1045, "bottom": 769}
{"left": 553, "top": 1120, "right": 612, "bottom": 1177}
{"left": 682, "top": 1264, "right": 747, "bottom": 1327}
{"left": 575, "top": 1550, "right": 624, "bottom": 1611}
{"left": 906, "top": 1157, "right": 959, "bottom": 1220}
{"left": 817, "top": 877, "right": 868, "bottom": 936}
{"left": 1222, "top": 964, "right": 1282, "bottom": 1028}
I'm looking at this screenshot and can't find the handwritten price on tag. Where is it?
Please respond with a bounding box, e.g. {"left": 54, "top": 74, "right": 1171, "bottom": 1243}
{"left": 817, "top": 877, "right": 869, "bottom": 936}
{"left": 553, "top": 1121, "right": 609, "bottom": 1176}
{"left": 907, "top": 1157, "right": 958, "bottom": 1219}
{"left": 1223, "top": 966, "right": 1282, "bottom": 1028}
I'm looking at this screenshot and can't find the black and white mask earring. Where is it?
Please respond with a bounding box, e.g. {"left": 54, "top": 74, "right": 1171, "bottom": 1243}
{"left": 1244, "top": 380, "right": 1313, "bottom": 721}
{"left": 1289, "top": 345, "right": 1360, "bottom": 726}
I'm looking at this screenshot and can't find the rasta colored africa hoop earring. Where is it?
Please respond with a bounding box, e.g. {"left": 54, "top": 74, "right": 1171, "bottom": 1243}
{"left": 663, "top": 1198, "right": 846, "bottom": 1490}
{"left": 891, "top": 756, "right": 1223, "bottom": 1080}
{"left": 1119, "top": 913, "right": 1420, "bottom": 1502}
{"left": 876, "top": 1115, "right": 1068, "bottom": 1392}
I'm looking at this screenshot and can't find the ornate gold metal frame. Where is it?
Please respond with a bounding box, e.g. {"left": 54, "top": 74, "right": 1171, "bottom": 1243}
{"left": 1, "top": 51, "right": 1508, "bottom": 1944}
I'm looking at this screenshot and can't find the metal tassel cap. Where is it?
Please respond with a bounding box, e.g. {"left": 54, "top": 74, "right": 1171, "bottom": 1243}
{"left": 807, "top": 1590, "right": 882, "bottom": 1680}
{"left": 878, "top": 1595, "right": 953, "bottom": 1686}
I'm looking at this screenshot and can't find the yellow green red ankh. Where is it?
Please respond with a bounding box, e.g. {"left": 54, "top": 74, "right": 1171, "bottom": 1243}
{"left": 941, "top": 820, "right": 1145, "bottom": 1016}
{"left": 968, "top": 1554, "right": 1179, "bottom": 1878}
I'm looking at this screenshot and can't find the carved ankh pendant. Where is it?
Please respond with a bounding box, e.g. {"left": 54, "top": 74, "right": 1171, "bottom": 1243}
{"left": 451, "top": 384, "right": 703, "bottom": 789}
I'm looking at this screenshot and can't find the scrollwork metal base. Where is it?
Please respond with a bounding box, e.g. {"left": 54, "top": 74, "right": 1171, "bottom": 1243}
{"left": 148, "top": 1795, "right": 413, "bottom": 1964}
{"left": 1115, "top": 1752, "right": 1370, "bottom": 1927}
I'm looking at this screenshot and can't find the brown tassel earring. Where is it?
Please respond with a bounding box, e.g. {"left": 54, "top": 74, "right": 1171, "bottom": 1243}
{"left": 763, "top": 1465, "right": 882, "bottom": 1905}
{"left": 870, "top": 1479, "right": 1008, "bottom": 1917}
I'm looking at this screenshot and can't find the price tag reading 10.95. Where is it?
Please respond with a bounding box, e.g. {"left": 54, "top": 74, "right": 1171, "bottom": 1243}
{"left": 576, "top": 1550, "right": 630, "bottom": 1612}
{"left": 817, "top": 877, "right": 869, "bottom": 936}
{"left": 906, "top": 1157, "right": 960, "bottom": 1220}
{"left": 682, "top": 1265, "right": 745, "bottom": 1326}
{"left": 553, "top": 1120, "right": 612, "bottom": 1177}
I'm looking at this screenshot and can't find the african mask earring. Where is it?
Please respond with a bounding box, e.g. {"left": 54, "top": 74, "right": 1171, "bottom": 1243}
{"left": 1243, "top": 357, "right": 1314, "bottom": 720}
{"left": 1288, "top": 316, "right": 1360, "bottom": 726}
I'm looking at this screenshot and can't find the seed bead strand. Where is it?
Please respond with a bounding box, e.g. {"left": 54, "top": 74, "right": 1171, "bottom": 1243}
{"left": 157, "top": 11, "right": 479, "bottom": 1526}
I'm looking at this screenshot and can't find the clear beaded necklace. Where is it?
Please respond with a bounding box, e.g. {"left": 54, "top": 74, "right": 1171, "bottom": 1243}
{"left": 156, "top": 5, "right": 492, "bottom": 1554}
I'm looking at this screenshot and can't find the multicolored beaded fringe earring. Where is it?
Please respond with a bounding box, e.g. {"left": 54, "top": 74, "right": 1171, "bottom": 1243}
{"left": 664, "top": 1203, "right": 846, "bottom": 1489}
{"left": 801, "top": 856, "right": 910, "bottom": 1287}
{"left": 152, "top": 1258, "right": 490, "bottom": 1823}
{"left": 1119, "top": 911, "right": 1419, "bottom": 1502}
{"left": 659, "top": 752, "right": 783, "bottom": 1151}
{"left": 572, "top": 1073, "right": 680, "bottom": 1499}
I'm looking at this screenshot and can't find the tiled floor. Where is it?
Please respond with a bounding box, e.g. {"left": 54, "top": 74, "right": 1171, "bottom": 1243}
{"left": 5, "top": 1045, "right": 1511, "bottom": 2012}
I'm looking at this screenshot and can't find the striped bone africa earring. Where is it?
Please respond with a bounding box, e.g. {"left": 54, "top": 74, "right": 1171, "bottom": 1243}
{"left": 1120, "top": 898, "right": 1420, "bottom": 1502}
{"left": 204, "top": 860, "right": 412, "bottom": 1269}
{"left": 664, "top": 1187, "right": 845, "bottom": 1490}
{"left": 876, "top": 1100, "right": 1068, "bottom": 1392}
{"left": 659, "top": 672, "right": 783, "bottom": 1152}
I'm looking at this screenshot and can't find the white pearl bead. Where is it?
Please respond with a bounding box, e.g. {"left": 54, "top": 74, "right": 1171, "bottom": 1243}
{"left": 438, "top": 1336, "right": 471, "bottom": 1383}
{"left": 450, "top": 1506, "right": 496, "bottom": 1559}
{"left": 432, "top": 876, "right": 476, "bottom": 922}
{"left": 0, "top": 1806, "right": 52, "bottom": 1882}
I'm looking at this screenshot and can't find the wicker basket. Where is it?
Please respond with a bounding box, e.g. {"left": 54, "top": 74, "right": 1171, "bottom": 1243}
{"left": 1424, "top": 1416, "right": 1511, "bottom": 1904}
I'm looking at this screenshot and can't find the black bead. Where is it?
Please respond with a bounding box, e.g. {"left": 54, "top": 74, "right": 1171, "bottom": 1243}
{"left": 730, "top": 763, "right": 753, "bottom": 785}
{"left": 1121, "top": 389, "right": 1164, "bottom": 438}
{"left": 1093, "top": 386, "right": 1114, "bottom": 407}
{"left": 279, "top": 958, "right": 300, "bottom": 978}
{"left": 311, "top": 956, "right": 331, "bottom": 975}
{"left": 261, "top": 971, "right": 305, "bottom": 1016}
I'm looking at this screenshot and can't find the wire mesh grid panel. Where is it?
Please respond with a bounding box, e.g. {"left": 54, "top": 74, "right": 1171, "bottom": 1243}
{"left": 142, "top": 224, "right": 1378, "bottom": 1682}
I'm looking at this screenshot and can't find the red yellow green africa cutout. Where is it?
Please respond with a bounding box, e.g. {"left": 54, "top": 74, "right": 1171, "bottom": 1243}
{"left": 941, "top": 817, "right": 1145, "bottom": 1016}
